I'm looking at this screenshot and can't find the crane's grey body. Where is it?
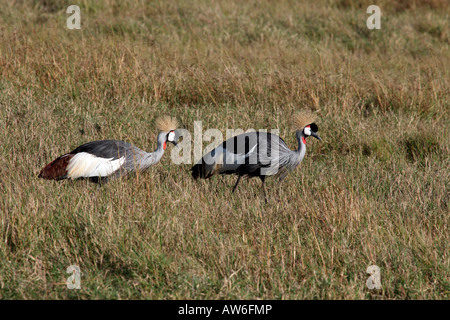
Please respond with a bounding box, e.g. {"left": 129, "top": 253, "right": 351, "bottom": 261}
{"left": 196, "top": 131, "right": 306, "bottom": 180}
{"left": 68, "top": 138, "right": 167, "bottom": 181}
{"left": 38, "top": 116, "right": 179, "bottom": 183}
{"left": 191, "top": 117, "right": 320, "bottom": 202}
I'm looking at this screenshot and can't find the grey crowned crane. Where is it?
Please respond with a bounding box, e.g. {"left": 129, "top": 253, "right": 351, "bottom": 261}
{"left": 191, "top": 111, "right": 321, "bottom": 202}
{"left": 38, "top": 116, "right": 179, "bottom": 183}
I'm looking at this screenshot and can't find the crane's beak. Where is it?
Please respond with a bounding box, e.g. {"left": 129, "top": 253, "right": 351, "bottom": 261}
{"left": 171, "top": 141, "right": 178, "bottom": 147}
{"left": 311, "top": 132, "right": 321, "bottom": 141}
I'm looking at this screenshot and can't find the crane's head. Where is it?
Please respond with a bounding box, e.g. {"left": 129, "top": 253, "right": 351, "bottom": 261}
{"left": 293, "top": 110, "right": 321, "bottom": 142}
{"left": 303, "top": 123, "right": 321, "bottom": 141}
{"left": 155, "top": 116, "right": 179, "bottom": 150}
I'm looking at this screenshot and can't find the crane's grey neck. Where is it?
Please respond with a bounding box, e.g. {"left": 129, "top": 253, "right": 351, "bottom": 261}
{"left": 296, "top": 130, "right": 307, "bottom": 161}
{"left": 141, "top": 132, "right": 166, "bottom": 169}
{"left": 152, "top": 139, "right": 165, "bottom": 163}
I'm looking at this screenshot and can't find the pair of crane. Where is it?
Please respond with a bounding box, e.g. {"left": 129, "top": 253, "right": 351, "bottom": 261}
{"left": 39, "top": 112, "right": 321, "bottom": 202}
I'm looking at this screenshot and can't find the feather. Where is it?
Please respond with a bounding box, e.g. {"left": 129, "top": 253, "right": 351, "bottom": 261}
{"left": 293, "top": 110, "right": 317, "bottom": 131}
{"left": 155, "top": 116, "right": 178, "bottom": 132}
{"left": 38, "top": 153, "right": 74, "bottom": 180}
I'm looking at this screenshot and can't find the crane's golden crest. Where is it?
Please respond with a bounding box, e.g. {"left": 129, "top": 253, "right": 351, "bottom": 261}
{"left": 293, "top": 110, "right": 317, "bottom": 130}
{"left": 156, "top": 116, "right": 178, "bottom": 132}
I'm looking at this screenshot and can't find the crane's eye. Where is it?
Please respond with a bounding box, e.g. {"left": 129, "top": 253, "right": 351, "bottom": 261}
{"left": 304, "top": 126, "right": 312, "bottom": 136}
{"left": 167, "top": 130, "right": 176, "bottom": 142}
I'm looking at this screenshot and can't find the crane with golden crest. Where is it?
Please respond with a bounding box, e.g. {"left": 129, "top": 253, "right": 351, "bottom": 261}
{"left": 38, "top": 116, "right": 179, "bottom": 183}
{"left": 191, "top": 110, "right": 321, "bottom": 202}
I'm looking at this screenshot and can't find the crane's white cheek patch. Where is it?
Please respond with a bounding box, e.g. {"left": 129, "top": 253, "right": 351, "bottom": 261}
{"left": 304, "top": 127, "right": 312, "bottom": 136}
{"left": 67, "top": 152, "right": 125, "bottom": 179}
{"left": 168, "top": 131, "right": 175, "bottom": 142}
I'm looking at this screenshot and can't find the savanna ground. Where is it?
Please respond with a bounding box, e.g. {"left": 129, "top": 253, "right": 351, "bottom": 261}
{"left": 0, "top": 0, "right": 448, "bottom": 299}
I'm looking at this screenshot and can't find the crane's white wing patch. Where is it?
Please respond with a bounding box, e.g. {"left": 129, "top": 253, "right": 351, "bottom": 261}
{"left": 67, "top": 152, "right": 125, "bottom": 179}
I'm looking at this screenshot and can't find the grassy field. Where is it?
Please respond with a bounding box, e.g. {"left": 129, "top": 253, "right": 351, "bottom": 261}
{"left": 0, "top": 0, "right": 448, "bottom": 299}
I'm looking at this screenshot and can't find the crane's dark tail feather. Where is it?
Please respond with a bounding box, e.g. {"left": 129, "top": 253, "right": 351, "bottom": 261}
{"left": 38, "top": 154, "right": 73, "bottom": 180}
{"left": 191, "top": 158, "right": 215, "bottom": 179}
{"left": 191, "top": 163, "right": 202, "bottom": 179}
{"left": 191, "top": 159, "right": 207, "bottom": 179}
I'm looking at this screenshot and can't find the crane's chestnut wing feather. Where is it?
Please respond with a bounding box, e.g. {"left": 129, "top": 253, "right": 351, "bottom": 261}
{"left": 38, "top": 153, "right": 74, "bottom": 180}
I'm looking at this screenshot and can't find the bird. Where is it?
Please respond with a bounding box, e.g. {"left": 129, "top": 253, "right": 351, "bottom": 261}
{"left": 191, "top": 111, "right": 321, "bottom": 202}
{"left": 38, "top": 116, "right": 179, "bottom": 183}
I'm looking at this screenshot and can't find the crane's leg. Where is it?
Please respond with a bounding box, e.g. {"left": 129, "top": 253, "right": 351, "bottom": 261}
{"left": 259, "top": 175, "right": 267, "bottom": 204}
{"left": 90, "top": 176, "right": 108, "bottom": 184}
{"left": 232, "top": 175, "right": 242, "bottom": 193}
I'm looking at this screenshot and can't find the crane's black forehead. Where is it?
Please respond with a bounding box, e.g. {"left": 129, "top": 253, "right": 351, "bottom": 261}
{"left": 309, "top": 123, "right": 318, "bottom": 132}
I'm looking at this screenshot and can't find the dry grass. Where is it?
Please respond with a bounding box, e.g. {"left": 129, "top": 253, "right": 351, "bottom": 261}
{"left": 0, "top": 0, "right": 448, "bottom": 299}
